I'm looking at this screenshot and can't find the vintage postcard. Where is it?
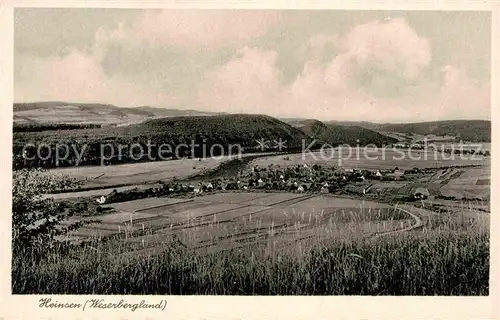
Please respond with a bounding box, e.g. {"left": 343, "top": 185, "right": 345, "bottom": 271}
{"left": 0, "top": 1, "right": 498, "bottom": 319}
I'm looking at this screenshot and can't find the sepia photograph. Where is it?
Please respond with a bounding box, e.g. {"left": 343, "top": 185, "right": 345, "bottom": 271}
{"left": 8, "top": 6, "right": 495, "bottom": 300}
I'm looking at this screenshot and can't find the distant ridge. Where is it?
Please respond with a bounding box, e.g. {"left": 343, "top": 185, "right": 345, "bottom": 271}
{"left": 284, "top": 118, "right": 491, "bottom": 143}
{"left": 287, "top": 119, "right": 397, "bottom": 147}
{"left": 336, "top": 120, "right": 491, "bottom": 142}
{"left": 14, "top": 102, "right": 491, "bottom": 142}
{"left": 13, "top": 102, "right": 224, "bottom": 126}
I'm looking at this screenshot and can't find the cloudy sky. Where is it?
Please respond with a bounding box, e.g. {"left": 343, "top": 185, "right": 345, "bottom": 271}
{"left": 14, "top": 9, "right": 491, "bottom": 122}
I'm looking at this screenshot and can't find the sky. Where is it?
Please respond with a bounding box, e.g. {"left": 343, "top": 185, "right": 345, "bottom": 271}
{"left": 14, "top": 9, "right": 491, "bottom": 123}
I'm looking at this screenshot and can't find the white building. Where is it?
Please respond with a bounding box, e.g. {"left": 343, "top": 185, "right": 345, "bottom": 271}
{"left": 96, "top": 196, "right": 106, "bottom": 204}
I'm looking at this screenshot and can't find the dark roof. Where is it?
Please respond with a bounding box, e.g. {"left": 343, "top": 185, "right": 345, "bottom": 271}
{"left": 414, "top": 187, "right": 430, "bottom": 195}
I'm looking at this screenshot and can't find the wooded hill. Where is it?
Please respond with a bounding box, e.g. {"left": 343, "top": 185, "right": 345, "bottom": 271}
{"left": 326, "top": 120, "right": 491, "bottom": 142}
{"left": 13, "top": 114, "right": 311, "bottom": 169}
{"left": 288, "top": 119, "right": 398, "bottom": 147}
{"left": 13, "top": 114, "right": 401, "bottom": 169}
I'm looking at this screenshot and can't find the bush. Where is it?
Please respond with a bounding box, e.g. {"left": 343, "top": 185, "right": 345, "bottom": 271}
{"left": 436, "top": 195, "right": 457, "bottom": 201}
{"left": 12, "top": 168, "right": 90, "bottom": 256}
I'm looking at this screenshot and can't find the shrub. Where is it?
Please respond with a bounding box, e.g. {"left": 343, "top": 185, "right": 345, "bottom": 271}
{"left": 12, "top": 168, "right": 90, "bottom": 257}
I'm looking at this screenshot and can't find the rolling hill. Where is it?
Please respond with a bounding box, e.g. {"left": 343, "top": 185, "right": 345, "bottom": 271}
{"left": 325, "top": 120, "right": 491, "bottom": 142}
{"left": 132, "top": 114, "right": 310, "bottom": 149}
{"left": 13, "top": 114, "right": 311, "bottom": 169}
{"left": 13, "top": 101, "right": 224, "bottom": 126}
{"left": 289, "top": 119, "right": 398, "bottom": 147}
{"left": 15, "top": 102, "right": 490, "bottom": 142}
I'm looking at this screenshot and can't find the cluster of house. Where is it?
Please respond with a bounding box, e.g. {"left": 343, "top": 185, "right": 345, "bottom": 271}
{"left": 441, "top": 148, "right": 490, "bottom": 156}
{"left": 186, "top": 164, "right": 412, "bottom": 194}
{"left": 96, "top": 164, "right": 426, "bottom": 204}
{"left": 392, "top": 142, "right": 490, "bottom": 157}
{"left": 392, "top": 142, "right": 425, "bottom": 149}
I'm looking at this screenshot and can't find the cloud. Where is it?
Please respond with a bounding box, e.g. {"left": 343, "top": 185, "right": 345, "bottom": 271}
{"left": 85, "top": 10, "right": 283, "bottom": 102}
{"left": 298, "top": 18, "right": 432, "bottom": 99}
{"left": 434, "top": 65, "right": 490, "bottom": 119}
{"left": 15, "top": 51, "right": 177, "bottom": 107}
{"left": 344, "top": 18, "right": 431, "bottom": 80}
{"left": 193, "top": 18, "right": 488, "bottom": 121}
{"left": 14, "top": 12, "right": 490, "bottom": 122}
{"left": 96, "top": 10, "right": 282, "bottom": 51}
{"left": 16, "top": 10, "right": 283, "bottom": 108}
{"left": 196, "top": 47, "right": 285, "bottom": 115}
{"left": 195, "top": 45, "right": 372, "bottom": 120}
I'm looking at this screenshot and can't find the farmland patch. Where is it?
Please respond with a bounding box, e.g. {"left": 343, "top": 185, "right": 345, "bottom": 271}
{"left": 141, "top": 202, "right": 245, "bottom": 220}
{"left": 196, "top": 192, "right": 272, "bottom": 204}
{"left": 103, "top": 197, "right": 192, "bottom": 212}
{"left": 476, "top": 179, "right": 490, "bottom": 185}
{"left": 457, "top": 166, "right": 490, "bottom": 178}
{"left": 47, "top": 157, "right": 228, "bottom": 189}
{"left": 439, "top": 185, "right": 490, "bottom": 200}
{"left": 367, "top": 182, "right": 410, "bottom": 195}
{"left": 241, "top": 193, "right": 307, "bottom": 206}
{"left": 251, "top": 150, "right": 489, "bottom": 170}
{"left": 98, "top": 211, "right": 159, "bottom": 224}
{"left": 283, "top": 195, "right": 391, "bottom": 210}
{"left": 67, "top": 192, "right": 414, "bottom": 254}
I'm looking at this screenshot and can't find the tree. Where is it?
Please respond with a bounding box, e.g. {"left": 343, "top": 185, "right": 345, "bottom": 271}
{"left": 12, "top": 168, "right": 90, "bottom": 256}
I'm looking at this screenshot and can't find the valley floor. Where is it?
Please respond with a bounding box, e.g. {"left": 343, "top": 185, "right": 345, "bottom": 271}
{"left": 13, "top": 150, "right": 491, "bottom": 295}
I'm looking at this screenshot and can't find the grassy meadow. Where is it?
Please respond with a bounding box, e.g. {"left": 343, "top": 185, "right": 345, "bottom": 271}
{"left": 12, "top": 197, "right": 489, "bottom": 295}
{"left": 12, "top": 230, "right": 489, "bottom": 295}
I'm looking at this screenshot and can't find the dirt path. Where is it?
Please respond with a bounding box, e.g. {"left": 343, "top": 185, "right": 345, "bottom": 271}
{"left": 369, "top": 206, "right": 424, "bottom": 239}
{"left": 368, "top": 203, "right": 443, "bottom": 239}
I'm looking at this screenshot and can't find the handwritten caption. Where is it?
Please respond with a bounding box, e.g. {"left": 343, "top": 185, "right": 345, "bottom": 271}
{"left": 39, "top": 298, "right": 167, "bottom": 312}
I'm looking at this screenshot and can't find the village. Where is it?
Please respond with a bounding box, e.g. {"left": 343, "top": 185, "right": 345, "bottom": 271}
{"left": 98, "top": 162, "right": 436, "bottom": 206}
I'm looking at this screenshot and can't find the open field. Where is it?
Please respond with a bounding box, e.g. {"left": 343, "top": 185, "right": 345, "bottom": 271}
{"left": 251, "top": 149, "right": 489, "bottom": 170}
{"left": 430, "top": 166, "right": 491, "bottom": 200}
{"left": 47, "top": 157, "right": 227, "bottom": 189}
{"left": 13, "top": 103, "right": 224, "bottom": 126}
{"left": 15, "top": 190, "right": 489, "bottom": 295}
{"left": 46, "top": 184, "right": 159, "bottom": 200}
{"left": 15, "top": 105, "right": 149, "bottom": 125}
{"left": 46, "top": 152, "right": 282, "bottom": 192}
{"left": 361, "top": 165, "right": 490, "bottom": 201}
{"left": 64, "top": 192, "right": 421, "bottom": 253}
{"left": 434, "top": 142, "right": 492, "bottom": 152}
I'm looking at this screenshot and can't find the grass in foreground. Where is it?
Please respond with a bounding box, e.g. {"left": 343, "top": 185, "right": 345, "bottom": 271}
{"left": 12, "top": 230, "right": 489, "bottom": 295}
